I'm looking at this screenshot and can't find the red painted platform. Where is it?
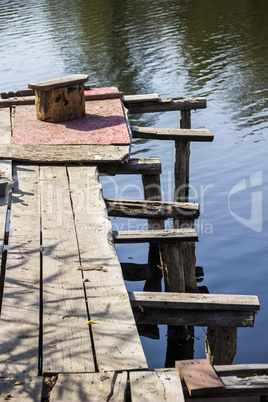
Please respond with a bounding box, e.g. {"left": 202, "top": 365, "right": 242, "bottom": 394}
{"left": 13, "top": 87, "right": 130, "bottom": 146}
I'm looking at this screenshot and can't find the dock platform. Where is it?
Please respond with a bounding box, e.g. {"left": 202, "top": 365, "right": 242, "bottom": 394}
{"left": 0, "top": 82, "right": 264, "bottom": 401}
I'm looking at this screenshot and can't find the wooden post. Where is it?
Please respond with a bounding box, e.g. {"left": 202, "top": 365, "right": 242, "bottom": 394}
{"left": 205, "top": 327, "right": 237, "bottom": 365}
{"left": 142, "top": 174, "right": 164, "bottom": 292}
{"left": 28, "top": 74, "right": 88, "bottom": 122}
{"left": 174, "top": 110, "right": 198, "bottom": 293}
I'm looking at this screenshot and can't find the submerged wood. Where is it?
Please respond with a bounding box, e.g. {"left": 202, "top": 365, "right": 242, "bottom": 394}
{"left": 132, "top": 126, "right": 214, "bottom": 142}
{"left": 105, "top": 198, "right": 200, "bottom": 219}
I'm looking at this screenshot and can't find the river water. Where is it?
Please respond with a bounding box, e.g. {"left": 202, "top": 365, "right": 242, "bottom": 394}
{"left": 1, "top": 0, "right": 268, "bottom": 368}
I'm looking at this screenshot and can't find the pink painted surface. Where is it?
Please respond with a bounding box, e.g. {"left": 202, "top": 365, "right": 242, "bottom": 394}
{"left": 13, "top": 87, "right": 130, "bottom": 145}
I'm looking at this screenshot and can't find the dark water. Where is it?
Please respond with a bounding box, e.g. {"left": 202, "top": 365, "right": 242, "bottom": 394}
{"left": 1, "top": 0, "right": 268, "bottom": 368}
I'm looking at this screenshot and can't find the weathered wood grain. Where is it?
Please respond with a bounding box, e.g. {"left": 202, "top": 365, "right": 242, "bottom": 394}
{"left": 214, "top": 364, "right": 268, "bottom": 377}
{"left": 98, "top": 157, "right": 162, "bottom": 176}
{"left": 131, "top": 126, "right": 214, "bottom": 142}
{"left": 28, "top": 74, "right": 89, "bottom": 91}
{"left": 50, "top": 372, "right": 127, "bottom": 401}
{"left": 0, "top": 96, "right": 35, "bottom": 107}
{"left": 130, "top": 369, "right": 185, "bottom": 402}
{"left": 0, "top": 144, "right": 130, "bottom": 163}
{"left": 129, "top": 292, "right": 260, "bottom": 311}
{"left": 113, "top": 228, "right": 198, "bottom": 243}
{"left": 0, "top": 164, "right": 41, "bottom": 376}
{"left": 105, "top": 198, "right": 200, "bottom": 220}
{"left": 0, "top": 375, "right": 43, "bottom": 400}
{"left": 176, "top": 359, "right": 224, "bottom": 397}
{"left": 131, "top": 307, "right": 256, "bottom": 327}
{"left": 124, "top": 97, "right": 206, "bottom": 114}
{"left": 122, "top": 93, "right": 159, "bottom": 103}
{"left": 0, "top": 108, "right": 11, "bottom": 145}
{"left": 67, "top": 166, "right": 147, "bottom": 372}
{"left": 85, "top": 91, "right": 123, "bottom": 101}
{"left": 40, "top": 165, "right": 95, "bottom": 373}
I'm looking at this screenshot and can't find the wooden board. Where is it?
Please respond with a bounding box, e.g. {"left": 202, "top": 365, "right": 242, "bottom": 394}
{"left": 130, "top": 369, "right": 185, "bottom": 402}
{"left": 113, "top": 228, "right": 198, "bottom": 243}
{"left": 123, "top": 97, "right": 206, "bottom": 114}
{"left": 129, "top": 292, "right": 260, "bottom": 311}
{"left": 50, "top": 372, "right": 127, "bottom": 401}
{"left": 0, "top": 108, "right": 11, "bottom": 145}
{"left": 98, "top": 157, "right": 162, "bottom": 176}
{"left": 176, "top": 359, "right": 224, "bottom": 396}
{"left": 40, "top": 166, "right": 95, "bottom": 373}
{"left": 0, "top": 144, "right": 130, "bottom": 163}
{"left": 28, "top": 74, "right": 89, "bottom": 90}
{"left": 105, "top": 199, "right": 200, "bottom": 220}
{"left": 0, "top": 164, "right": 41, "bottom": 376}
{"left": 67, "top": 166, "right": 148, "bottom": 372}
{"left": 0, "top": 375, "right": 43, "bottom": 401}
{"left": 131, "top": 126, "right": 214, "bottom": 142}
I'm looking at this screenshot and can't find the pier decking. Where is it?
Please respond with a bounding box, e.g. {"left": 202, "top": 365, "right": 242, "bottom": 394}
{"left": 0, "top": 82, "right": 265, "bottom": 401}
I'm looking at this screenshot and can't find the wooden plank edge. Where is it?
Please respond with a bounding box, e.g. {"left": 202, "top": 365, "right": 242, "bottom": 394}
{"left": 131, "top": 126, "right": 214, "bottom": 142}
{"left": 124, "top": 97, "right": 207, "bottom": 114}
{"left": 128, "top": 291, "right": 260, "bottom": 311}
{"left": 105, "top": 198, "right": 200, "bottom": 219}
{"left": 98, "top": 157, "right": 162, "bottom": 176}
{"left": 113, "top": 228, "right": 198, "bottom": 243}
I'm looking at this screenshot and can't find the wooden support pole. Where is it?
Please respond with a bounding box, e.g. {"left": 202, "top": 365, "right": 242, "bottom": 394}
{"left": 142, "top": 174, "right": 164, "bottom": 292}
{"left": 174, "top": 110, "right": 198, "bottom": 293}
{"left": 205, "top": 327, "right": 238, "bottom": 365}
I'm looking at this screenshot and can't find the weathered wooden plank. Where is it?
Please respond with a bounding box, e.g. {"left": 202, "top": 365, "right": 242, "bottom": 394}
{"left": 67, "top": 166, "right": 147, "bottom": 372}
{"left": 131, "top": 307, "right": 256, "bottom": 327}
{"left": 0, "top": 375, "right": 43, "bottom": 400}
{"left": 176, "top": 359, "right": 224, "bottom": 397}
{"left": 40, "top": 165, "right": 95, "bottom": 373}
{"left": 0, "top": 96, "right": 35, "bottom": 107}
{"left": 28, "top": 74, "right": 89, "bottom": 91}
{"left": 124, "top": 97, "right": 206, "bottom": 114}
{"left": 131, "top": 126, "right": 214, "bottom": 142}
{"left": 129, "top": 292, "right": 260, "bottom": 311}
{"left": 0, "top": 144, "right": 130, "bottom": 163}
{"left": 98, "top": 157, "right": 162, "bottom": 176}
{"left": 105, "top": 199, "right": 200, "bottom": 219}
{"left": 113, "top": 228, "right": 198, "bottom": 243}
{"left": 122, "top": 93, "right": 159, "bottom": 103}
{"left": 0, "top": 86, "right": 91, "bottom": 99}
{"left": 0, "top": 108, "right": 11, "bottom": 144}
{"left": 50, "top": 372, "right": 127, "bottom": 401}
{"left": 130, "top": 369, "right": 185, "bottom": 402}
{"left": 85, "top": 91, "right": 123, "bottom": 101}
{"left": 0, "top": 164, "right": 40, "bottom": 376}
{"left": 214, "top": 364, "right": 268, "bottom": 377}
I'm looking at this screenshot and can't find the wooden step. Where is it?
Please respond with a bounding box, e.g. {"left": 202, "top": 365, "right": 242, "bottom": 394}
{"left": 129, "top": 291, "right": 260, "bottom": 327}
{"left": 131, "top": 126, "right": 214, "bottom": 142}
{"left": 113, "top": 228, "right": 198, "bottom": 243}
{"left": 106, "top": 198, "right": 199, "bottom": 219}
{"left": 123, "top": 96, "right": 206, "bottom": 114}
{"left": 98, "top": 157, "right": 162, "bottom": 176}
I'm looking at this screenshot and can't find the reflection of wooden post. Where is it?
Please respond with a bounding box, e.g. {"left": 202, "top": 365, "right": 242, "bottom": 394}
{"left": 205, "top": 327, "right": 237, "bottom": 365}
{"left": 174, "top": 110, "right": 197, "bottom": 293}
{"left": 28, "top": 74, "right": 88, "bottom": 122}
{"left": 142, "top": 174, "right": 164, "bottom": 292}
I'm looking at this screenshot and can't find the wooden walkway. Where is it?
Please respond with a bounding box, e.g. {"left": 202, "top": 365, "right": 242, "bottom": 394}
{"left": 0, "top": 85, "right": 265, "bottom": 401}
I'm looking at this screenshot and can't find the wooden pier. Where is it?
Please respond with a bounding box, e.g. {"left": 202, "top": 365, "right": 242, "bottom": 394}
{"left": 0, "top": 76, "right": 265, "bottom": 401}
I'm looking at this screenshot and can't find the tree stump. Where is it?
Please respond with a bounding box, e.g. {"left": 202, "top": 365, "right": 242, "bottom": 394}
{"left": 28, "top": 74, "right": 88, "bottom": 122}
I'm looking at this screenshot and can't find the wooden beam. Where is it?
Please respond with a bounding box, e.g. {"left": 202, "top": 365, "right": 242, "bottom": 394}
{"left": 131, "top": 126, "right": 214, "bottom": 142}
{"left": 98, "top": 157, "right": 162, "bottom": 176}
{"left": 129, "top": 291, "right": 260, "bottom": 311}
{"left": 105, "top": 198, "right": 200, "bottom": 220}
{"left": 130, "top": 292, "right": 259, "bottom": 327}
{"left": 123, "top": 97, "right": 206, "bottom": 114}
{"left": 122, "top": 93, "right": 159, "bottom": 103}
{"left": 0, "top": 96, "right": 35, "bottom": 107}
{"left": 113, "top": 228, "right": 198, "bottom": 243}
{"left": 0, "top": 144, "right": 130, "bottom": 163}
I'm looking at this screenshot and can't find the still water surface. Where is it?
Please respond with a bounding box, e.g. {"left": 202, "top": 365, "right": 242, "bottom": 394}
{"left": 1, "top": 0, "right": 268, "bottom": 368}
